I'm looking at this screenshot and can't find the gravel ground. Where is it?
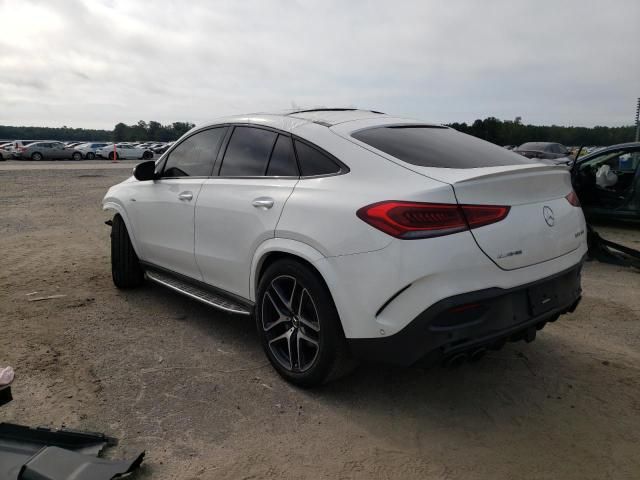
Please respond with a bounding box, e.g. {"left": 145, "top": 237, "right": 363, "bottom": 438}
{"left": 1, "top": 161, "right": 639, "bottom": 479}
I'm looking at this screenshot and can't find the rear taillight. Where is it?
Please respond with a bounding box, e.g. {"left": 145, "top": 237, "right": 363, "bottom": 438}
{"left": 565, "top": 190, "right": 581, "bottom": 207}
{"left": 356, "top": 201, "right": 510, "bottom": 239}
{"left": 461, "top": 204, "right": 511, "bottom": 229}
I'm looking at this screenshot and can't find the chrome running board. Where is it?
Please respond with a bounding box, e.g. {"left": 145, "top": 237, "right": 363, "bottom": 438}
{"left": 145, "top": 269, "right": 251, "bottom": 315}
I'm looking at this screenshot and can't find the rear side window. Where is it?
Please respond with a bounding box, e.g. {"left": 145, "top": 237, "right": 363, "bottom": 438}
{"left": 220, "top": 127, "right": 277, "bottom": 177}
{"left": 550, "top": 144, "right": 567, "bottom": 154}
{"left": 266, "top": 135, "right": 298, "bottom": 176}
{"left": 294, "top": 140, "right": 341, "bottom": 176}
{"left": 353, "top": 126, "right": 537, "bottom": 169}
{"left": 162, "top": 127, "right": 227, "bottom": 178}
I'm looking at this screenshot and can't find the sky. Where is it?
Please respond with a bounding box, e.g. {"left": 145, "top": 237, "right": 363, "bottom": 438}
{"left": 0, "top": 0, "right": 638, "bottom": 129}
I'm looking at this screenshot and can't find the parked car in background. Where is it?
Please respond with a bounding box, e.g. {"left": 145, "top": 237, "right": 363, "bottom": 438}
{"left": 96, "top": 143, "right": 154, "bottom": 160}
{"left": 0, "top": 142, "right": 13, "bottom": 161}
{"left": 103, "top": 109, "right": 587, "bottom": 386}
{"left": 152, "top": 143, "right": 173, "bottom": 154}
{"left": 72, "top": 142, "right": 110, "bottom": 159}
{"left": 514, "top": 142, "right": 573, "bottom": 163}
{"left": 11, "top": 140, "right": 41, "bottom": 158}
{"left": 572, "top": 142, "right": 640, "bottom": 222}
{"left": 17, "top": 141, "right": 74, "bottom": 160}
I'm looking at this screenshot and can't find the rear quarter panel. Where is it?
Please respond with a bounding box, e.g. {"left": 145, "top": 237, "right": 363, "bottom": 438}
{"left": 277, "top": 123, "right": 457, "bottom": 257}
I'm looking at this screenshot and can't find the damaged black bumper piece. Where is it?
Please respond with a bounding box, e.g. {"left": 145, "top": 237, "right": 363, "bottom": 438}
{"left": 348, "top": 261, "right": 583, "bottom": 367}
{"left": 0, "top": 388, "right": 11, "bottom": 407}
{"left": 18, "top": 446, "right": 144, "bottom": 480}
{"left": 0, "top": 423, "right": 144, "bottom": 480}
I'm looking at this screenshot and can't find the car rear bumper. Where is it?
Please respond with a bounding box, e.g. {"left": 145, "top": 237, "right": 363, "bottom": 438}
{"left": 347, "top": 260, "right": 583, "bottom": 366}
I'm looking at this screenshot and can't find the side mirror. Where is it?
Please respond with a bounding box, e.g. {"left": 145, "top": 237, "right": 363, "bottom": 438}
{"left": 133, "top": 160, "right": 157, "bottom": 181}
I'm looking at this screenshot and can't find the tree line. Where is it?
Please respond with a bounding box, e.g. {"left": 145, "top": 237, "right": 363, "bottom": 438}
{"left": 0, "top": 118, "right": 635, "bottom": 146}
{"left": 447, "top": 117, "right": 636, "bottom": 146}
{"left": 0, "top": 120, "right": 195, "bottom": 143}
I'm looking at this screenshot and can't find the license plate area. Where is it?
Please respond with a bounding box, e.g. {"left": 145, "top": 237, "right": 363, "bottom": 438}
{"left": 527, "top": 280, "right": 560, "bottom": 316}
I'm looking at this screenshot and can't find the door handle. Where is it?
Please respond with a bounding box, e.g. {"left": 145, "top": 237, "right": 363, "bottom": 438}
{"left": 178, "top": 191, "right": 193, "bottom": 201}
{"left": 252, "top": 197, "right": 274, "bottom": 209}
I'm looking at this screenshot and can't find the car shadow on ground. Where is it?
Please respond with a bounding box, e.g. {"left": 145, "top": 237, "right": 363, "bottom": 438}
{"left": 140, "top": 279, "right": 617, "bottom": 425}
{"left": 309, "top": 336, "right": 628, "bottom": 469}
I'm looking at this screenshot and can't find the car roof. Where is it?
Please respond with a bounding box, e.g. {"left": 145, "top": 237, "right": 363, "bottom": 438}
{"left": 518, "top": 142, "right": 558, "bottom": 149}
{"left": 578, "top": 142, "right": 640, "bottom": 161}
{"left": 591, "top": 142, "right": 640, "bottom": 150}
{"left": 196, "top": 109, "right": 442, "bottom": 134}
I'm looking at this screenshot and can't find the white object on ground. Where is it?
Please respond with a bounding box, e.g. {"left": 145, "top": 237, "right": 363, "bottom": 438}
{"left": 0, "top": 366, "right": 14, "bottom": 387}
{"left": 27, "top": 294, "right": 67, "bottom": 302}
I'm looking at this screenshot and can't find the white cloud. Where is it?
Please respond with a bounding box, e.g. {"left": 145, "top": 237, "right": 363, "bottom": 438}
{"left": 0, "top": 0, "right": 638, "bottom": 128}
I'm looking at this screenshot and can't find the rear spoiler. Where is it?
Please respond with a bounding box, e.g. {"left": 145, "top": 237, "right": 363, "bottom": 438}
{"left": 453, "top": 164, "right": 567, "bottom": 185}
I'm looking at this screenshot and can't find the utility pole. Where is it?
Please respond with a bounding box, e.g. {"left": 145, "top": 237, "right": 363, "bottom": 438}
{"left": 636, "top": 97, "right": 640, "bottom": 142}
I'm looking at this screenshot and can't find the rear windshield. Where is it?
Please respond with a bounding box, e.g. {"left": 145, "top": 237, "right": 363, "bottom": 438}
{"left": 352, "top": 125, "right": 537, "bottom": 169}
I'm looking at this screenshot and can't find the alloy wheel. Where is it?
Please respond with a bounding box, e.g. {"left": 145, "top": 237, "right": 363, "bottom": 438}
{"left": 261, "top": 275, "right": 321, "bottom": 372}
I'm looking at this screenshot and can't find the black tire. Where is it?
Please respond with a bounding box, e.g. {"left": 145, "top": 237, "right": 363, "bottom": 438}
{"left": 0, "top": 153, "right": 4, "bottom": 161}
{"left": 31, "top": 152, "right": 43, "bottom": 161}
{"left": 108, "top": 152, "right": 119, "bottom": 160}
{"left": 111, "top": 214, "right": 144, "bottom": 289}
{"left": 86, "top": 152, "right": 95, "bottom": 160}
{"left": 256, "top": 258, "right": 353, "bottom": 387}
{"left": 142, "top": 150, "right": 153, "bottom": 160}
{"left": 72, "top": 152, "right": 82, "bottom": 161}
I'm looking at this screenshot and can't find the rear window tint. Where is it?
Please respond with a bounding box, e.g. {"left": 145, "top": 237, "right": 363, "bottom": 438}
{"left": 294, "top": 140, "right": 341, "bottom": 176}
{"left": 353, "top": 126, "right": 537, "bottom": 169}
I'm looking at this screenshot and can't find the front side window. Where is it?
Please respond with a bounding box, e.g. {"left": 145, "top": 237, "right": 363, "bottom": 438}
{"left": 219, "top": 127, "right": 277, "bottom": 177}
{"left": 294, "top": 140, "right": 341, "bottom": 176}
{"left": 162, "top": 127, "right": 227, "bottom": 178}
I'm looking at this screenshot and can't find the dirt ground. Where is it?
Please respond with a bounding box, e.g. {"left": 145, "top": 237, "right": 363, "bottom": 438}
{"left": 1, "top": 161, "right": 639, "bottom": 479}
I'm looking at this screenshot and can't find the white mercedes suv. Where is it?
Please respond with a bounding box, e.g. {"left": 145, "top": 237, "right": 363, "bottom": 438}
{"left": 103, "top": 109, "right": 587, "bottom": 387}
